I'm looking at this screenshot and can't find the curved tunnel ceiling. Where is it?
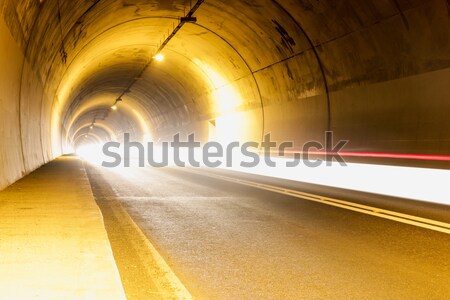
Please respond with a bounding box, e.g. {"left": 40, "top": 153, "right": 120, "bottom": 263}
{"left": 0, "top": 0, "right": 449, "bottom": 189}
{"left": 39, "top": 1, "right": 274, "bottom": 150}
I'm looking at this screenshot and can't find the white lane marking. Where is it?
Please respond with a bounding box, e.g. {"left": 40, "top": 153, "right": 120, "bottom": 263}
{"left": 181, "top": 168, "right": 450, "bottom": 234}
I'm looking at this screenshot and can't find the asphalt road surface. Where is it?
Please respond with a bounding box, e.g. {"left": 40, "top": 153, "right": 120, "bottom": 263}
{"left": 85, "top": 164, "right": 450, "bottom": 300}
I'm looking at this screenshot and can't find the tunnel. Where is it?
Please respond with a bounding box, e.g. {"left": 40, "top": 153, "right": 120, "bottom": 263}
{"left": 0, "top": 1, "right": 449, "bottom": 299}
{"left": 0, "top": 0, "right": 448, "bottom": 189}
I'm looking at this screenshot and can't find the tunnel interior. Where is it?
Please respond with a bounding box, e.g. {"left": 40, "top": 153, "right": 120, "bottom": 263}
{"left": 0, "top": 0, "right": 449, "bottom": 189}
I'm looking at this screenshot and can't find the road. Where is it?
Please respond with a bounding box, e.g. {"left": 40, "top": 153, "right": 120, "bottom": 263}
{"left": 85, "top": 164, "right": 450, "bottom": 300}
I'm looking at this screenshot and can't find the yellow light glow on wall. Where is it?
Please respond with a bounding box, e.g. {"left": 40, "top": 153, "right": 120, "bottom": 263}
{"left": 215, "top": 84, "right": 241, "bottom": 114}
{"left": 214, "top": 111, "right": 248, "bottom": 144}
{"left": 131, "top": 107, "right": 152, "bottom": 143}
{"left": 192, "top": 58, "right": 241, "bottom": 114}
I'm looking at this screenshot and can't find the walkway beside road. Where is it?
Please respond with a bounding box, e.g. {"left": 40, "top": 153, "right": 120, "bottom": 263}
{"left": 0, "top": 156, "right": 126, "bottom": 300}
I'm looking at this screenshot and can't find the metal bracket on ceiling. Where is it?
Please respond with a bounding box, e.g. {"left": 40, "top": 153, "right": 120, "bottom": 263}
{"left": 180, "top": 16, "right": 197, "bottom": 23}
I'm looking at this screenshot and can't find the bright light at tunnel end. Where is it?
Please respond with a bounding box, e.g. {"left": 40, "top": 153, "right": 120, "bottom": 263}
{"left": 76, "top": 132, "right": 450, "bottom": 206}
{"left": 76, "top": 143, "right": 105, "bottom": 165}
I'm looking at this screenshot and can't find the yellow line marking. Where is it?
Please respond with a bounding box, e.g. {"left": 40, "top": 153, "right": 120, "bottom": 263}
{"left": 182, "top": 168, "right": 450, "bottom": 234}
{"left": 114, "top": 201, "right": 193, "bottom": 299}
{"left": 85, "top": 161, "right": 192, "bottom": 299}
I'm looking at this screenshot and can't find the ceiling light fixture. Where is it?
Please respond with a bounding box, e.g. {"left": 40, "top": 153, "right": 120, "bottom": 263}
{"left": 107, "top": 1, "right": 203, "bottom": 124}
{"left": 153, "top": 53, "right": 164, "bottom": 62}
{"left": 111, "top": 98, "right": 122, "bottom": 110}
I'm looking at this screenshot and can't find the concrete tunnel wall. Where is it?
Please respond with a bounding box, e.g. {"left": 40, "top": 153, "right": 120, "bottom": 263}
{"left": 0, "top": 0, "right": 449, "bottom": 190}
